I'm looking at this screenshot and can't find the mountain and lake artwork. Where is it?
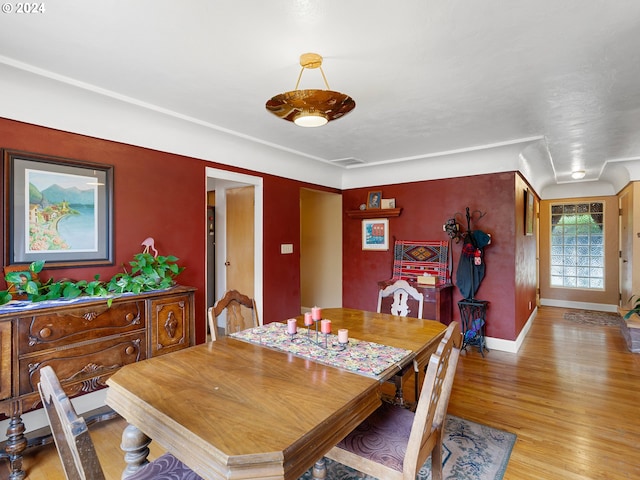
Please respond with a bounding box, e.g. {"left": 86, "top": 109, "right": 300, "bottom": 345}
{"left": 27, "top": 170, "right": 98, "bottom": 253}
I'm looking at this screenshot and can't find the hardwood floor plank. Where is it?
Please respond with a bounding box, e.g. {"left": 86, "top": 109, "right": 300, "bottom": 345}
{"left": 2, "top": 306, "right": 639, "bottom": 480}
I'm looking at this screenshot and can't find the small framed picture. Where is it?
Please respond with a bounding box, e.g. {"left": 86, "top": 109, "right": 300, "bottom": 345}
{"left": 525, "top": 188, "right": 534, "bottom": 236}
{"left": 367, "top": 191, "right": 382, "bottom": 209}
{"left": 381, "top": 198, "right": 396, "bottom": 209}
{"left": 362, "top": 218, "right": 389, "bottom": 251}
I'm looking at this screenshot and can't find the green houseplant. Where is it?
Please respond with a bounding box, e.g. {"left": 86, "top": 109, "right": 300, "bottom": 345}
{"left": 623, "top": 295, "right": 640, "bottom": 320}
{"left": 0, "top": 253, "right": 184, "bottom": 306}
{"left": 106, "top": 253, "right": 184, "bottom": 294}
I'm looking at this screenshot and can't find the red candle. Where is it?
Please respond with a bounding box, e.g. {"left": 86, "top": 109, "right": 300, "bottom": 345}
{"left": 304, "top": 312, "right": 313, "bottom": 326}
{"left": 320, "top": 319, "right": 331, "bottom": 334}
{"left": 287, "top": 318, "right": 297, "bottom": 334}
{"left": 311, "top": 306, "right": 322, "bottom": 321}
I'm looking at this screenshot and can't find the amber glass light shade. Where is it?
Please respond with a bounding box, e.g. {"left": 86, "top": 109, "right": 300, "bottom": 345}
{"left": 266, "top": 53, "right": 355, "bottom": 127}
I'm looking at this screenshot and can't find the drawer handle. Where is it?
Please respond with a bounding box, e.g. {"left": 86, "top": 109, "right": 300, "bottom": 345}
{"left": 125, "top": 313, "right": 135, "bottom": 322}
{"left": 39, "top": 327, "right": 52, "bottom": 338}
{"left": 125, "top": 346, "right": 135, "bottom": 355}
{"left": 164, "top": 312, "right": 178, "bottom": 338}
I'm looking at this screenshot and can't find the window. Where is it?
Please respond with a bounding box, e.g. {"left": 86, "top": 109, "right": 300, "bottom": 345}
{"left": 550, "top": 202, "right": 604, "bottom": 289}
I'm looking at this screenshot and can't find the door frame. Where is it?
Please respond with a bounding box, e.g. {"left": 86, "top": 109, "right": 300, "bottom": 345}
{"left": 206, "top": 167, "right": 263, "bottom": 323}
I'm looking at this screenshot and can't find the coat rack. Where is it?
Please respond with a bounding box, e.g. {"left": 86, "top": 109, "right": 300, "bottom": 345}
{"left": 451, "top": 206, "right": 490, "bottom": 356}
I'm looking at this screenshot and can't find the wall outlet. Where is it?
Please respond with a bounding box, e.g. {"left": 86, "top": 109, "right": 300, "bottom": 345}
{"left": 281, "top": 243, "right": 293, "bottom": 254}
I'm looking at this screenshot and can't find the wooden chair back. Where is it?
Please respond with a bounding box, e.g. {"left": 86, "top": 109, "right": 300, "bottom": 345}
{"left": 212, "top": 289, "right": 259, "bottom": 335}
{"left": 404, "top": 322, "right": 460, "bottom": 478}
{"left": 377, "top": 279, "right": 424, "bottom": 319}
{"left": 38, "top": 365, "right": 106, "bottom": 480}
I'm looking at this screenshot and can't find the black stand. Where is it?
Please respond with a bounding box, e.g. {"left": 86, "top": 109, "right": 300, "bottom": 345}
{"left": 457, "top": 299, "right": 489, "bottom": 356}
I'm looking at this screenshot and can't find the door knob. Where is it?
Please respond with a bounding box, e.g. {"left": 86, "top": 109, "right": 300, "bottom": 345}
{"left": 225, "top": 261, "right": 231, "bottom": 266}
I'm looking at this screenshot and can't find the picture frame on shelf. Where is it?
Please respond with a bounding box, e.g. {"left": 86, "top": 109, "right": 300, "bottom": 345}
{"left": 362, "top": 218, "right": 389, "bottom": 251}
{"left": 3, "top": 149, "right": 114, "bottom": 267}
{"left": 367, "top": 190, "right": 382, "bottom": 209}
{"left": 381, "top": 198, "right": 396, "bottom": 209}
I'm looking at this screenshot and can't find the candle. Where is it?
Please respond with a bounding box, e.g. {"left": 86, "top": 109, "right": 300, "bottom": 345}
{"left": 304, "top": 312, "right": 313, "bottom": 326}
{"left": 320, "top": 319, "right": 331, "bottom": 334}
{"left": 311, "top": 306, "right": 322, "bottom": 321}
{"left": 287, "top": 318, "right": 297, "bottom": 335}
{"left": 338, "top": 328, "right": 349, "bottom": 344}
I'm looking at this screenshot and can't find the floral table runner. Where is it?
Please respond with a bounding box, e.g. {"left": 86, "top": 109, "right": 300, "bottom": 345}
{"left": 230, "top": 322, "right": 412, "bottom": 378}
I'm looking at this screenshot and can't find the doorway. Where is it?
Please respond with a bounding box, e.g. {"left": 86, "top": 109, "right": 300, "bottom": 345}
{"left": 205, "top": 167, "right": 263, "bottom": 332}
{"left": 300, "top": 188, "right": 343, "bottom": 309}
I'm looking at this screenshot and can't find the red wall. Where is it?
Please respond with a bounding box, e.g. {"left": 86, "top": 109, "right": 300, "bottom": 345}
{"left": 342, "top": 172, "right": 531, "bottom": 341}
{"left": 0, "top": 118, "right": 338, "bottom": 342}
{"left": 1, "top": 118, "right": 536, "bottom": 343}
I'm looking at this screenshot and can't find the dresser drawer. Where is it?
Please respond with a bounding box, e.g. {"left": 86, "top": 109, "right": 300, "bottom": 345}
{"left": 17, "top": 300, "right": 145, "bottom": 354}
{"left": 422, "top": 288, "right": 435, "bottom": 302}
{"left": 18, "top": 332, "right": 145, "bottom": 397}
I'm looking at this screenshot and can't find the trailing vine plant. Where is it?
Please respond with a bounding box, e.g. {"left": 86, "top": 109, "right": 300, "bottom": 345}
{"left": 0, "top": 253, "right": 184, "bottom": 306}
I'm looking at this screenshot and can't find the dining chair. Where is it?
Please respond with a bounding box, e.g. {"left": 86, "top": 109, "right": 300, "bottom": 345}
{"left": 325, "top": 321, "right": 460, "bottom": 480}
{"left": 211, "top": 289, "right": 259, "bottom": 335}
{"left": 377, "top": 279, "right": 425, "bottom": 406}
{"left": 377, "top": 279, "right": 424, "bottom": 319}
{"left": 37, "top": 365, "right": 202, "bottom": 480}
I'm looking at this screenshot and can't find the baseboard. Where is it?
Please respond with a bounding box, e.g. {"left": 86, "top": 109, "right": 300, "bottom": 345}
{"left": 540, "top": 298, "right": 619, "bottom": 312}
{"left": 483, "top": 307, "right": 538, "bottom": 354}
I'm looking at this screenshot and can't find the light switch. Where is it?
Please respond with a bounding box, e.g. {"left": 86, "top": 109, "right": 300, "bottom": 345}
{"left": 281, "top": 243, "right": 294, "bottom": 254}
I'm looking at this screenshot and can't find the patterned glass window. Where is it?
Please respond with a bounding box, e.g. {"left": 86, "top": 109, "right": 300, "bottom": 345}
{"left": 550, "top": 202, "right": 604, "bottom": 289}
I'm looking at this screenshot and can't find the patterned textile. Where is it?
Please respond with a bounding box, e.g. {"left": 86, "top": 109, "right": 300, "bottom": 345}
{"left": 230, "top": 323, "right": 412, "bottom": 378}
{"left": 130, "top": 453, "right": 203, "bottom": 480}
{"left": 392, "top": 240, "right": 451, "bottom": 284}
{"left": 336, "top": 402, "right": 414, "bottom": 472}
{"left": 299, "top": 415, "right": 516, "bottom": 480}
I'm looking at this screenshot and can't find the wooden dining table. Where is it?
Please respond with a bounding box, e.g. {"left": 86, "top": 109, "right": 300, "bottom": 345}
{"left": 105, "top": 308, "right": 446, "bottom": 480}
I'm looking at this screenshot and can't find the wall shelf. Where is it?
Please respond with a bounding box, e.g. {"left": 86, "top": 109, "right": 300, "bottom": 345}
{"left": 346, "top": 208, "right": 402, "bottom": 219}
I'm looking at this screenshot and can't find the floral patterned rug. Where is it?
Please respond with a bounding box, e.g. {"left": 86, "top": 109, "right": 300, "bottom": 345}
{"left": 563, "top": 309, "right": 625, "bottom": 327}
{"left": 299, "top": 415, "right": 516, "bottom": 480}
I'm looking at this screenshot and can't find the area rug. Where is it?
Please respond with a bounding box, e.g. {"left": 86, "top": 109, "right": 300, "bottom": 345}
{"left": 299, "top": 415, "right": 516, "bottom": 480}
{"left": 563, "top": 309, "right": 625, "bottom": 327}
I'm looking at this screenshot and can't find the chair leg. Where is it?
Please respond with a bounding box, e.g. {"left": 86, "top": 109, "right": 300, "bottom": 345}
{"left": 431, "top": 435, "right": 444, "bottom": 480}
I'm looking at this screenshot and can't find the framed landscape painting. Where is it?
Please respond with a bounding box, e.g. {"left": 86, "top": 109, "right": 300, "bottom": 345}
{"left": 3, "top": 150, "right": 113, "bottom": 267}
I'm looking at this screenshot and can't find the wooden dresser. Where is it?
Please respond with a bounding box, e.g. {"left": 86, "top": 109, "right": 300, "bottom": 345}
{"left": 0, "top": 285, "right": 196, "bottom": 480}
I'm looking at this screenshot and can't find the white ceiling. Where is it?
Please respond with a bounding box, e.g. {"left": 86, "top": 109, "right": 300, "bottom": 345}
{"left": 1, "top": 1, "right": 640, "bottom": 197}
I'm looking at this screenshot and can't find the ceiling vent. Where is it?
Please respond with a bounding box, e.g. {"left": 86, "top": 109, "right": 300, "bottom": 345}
{"left": 331, "top": 157, "right": 365, "bottom": 167}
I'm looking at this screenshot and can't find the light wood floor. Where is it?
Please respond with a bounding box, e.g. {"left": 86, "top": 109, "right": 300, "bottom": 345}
{"left": 2, "top": 306, "right": 639, "bottom": 479}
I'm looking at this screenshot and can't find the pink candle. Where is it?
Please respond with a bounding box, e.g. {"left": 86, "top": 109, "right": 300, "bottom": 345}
{"left": 287, "top": 318, "right": 297, "bottom": 334}
{"left": 304, "top": 312, "right": 313, "bottom": 326}
{"left": 338, "top": 328, "right": 349, "bottom": 343}
{"left": 320, "top": 319, "right": 331, "bottom": 334}
{"left": 311, "top": 306, "right": 322, "bottom": 321}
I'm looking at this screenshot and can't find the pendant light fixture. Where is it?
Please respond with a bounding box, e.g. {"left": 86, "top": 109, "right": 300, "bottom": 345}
{"left": 266, "top": 53, "right": 355, "bottom": 127}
